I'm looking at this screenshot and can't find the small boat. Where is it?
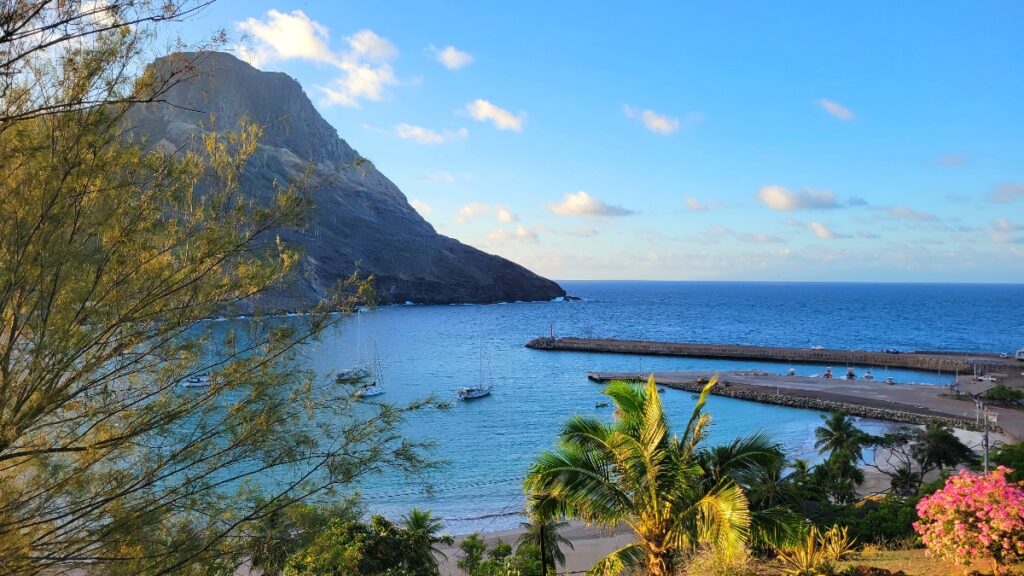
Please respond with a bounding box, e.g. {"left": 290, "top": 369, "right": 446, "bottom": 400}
{"left": 458, "top": 386, "right": 492, "bottom": 400}
{"left": 823, "top": 368, "right": 833, "bottom": 379}
{"left": 787, "top": 368, "right": 796, "bottom": 376}
{"left": 657, "top": 387, "right": 666, "bottom": 393}
{"left": 885, "top": 377, "right": 896, "bottom": 385}
{"left": 182, "top": 373, "right": 211, "bottom": 387}
{"left": 337, "top": 367, "right": 370, "bottom": 381}
{"left": 356, "top": 383, "right": 385, "bottom": 397}
{"left": 845, "top": 368, "right": 856, "bottom": 380}
{"left": 863, "top": 371, "right": 874, "bottom": 381}
{"left": 595, "top": 402, "right": 609, "bottom": 408}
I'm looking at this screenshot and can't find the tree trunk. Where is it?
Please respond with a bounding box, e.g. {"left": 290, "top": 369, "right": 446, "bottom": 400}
{"left": 644, "top": 549, "right": 671, "bottom": 576}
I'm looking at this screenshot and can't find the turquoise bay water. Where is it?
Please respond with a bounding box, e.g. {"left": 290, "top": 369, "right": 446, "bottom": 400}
{"left": 259, "top": 281, "right": 1024, "bottom": 533}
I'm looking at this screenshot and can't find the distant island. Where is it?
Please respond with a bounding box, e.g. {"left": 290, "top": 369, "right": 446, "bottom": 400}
{"left": 127, "top": 51, "right": 565, "bottom": 310}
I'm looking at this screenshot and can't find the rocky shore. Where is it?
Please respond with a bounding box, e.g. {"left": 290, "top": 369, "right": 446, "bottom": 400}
{"left": 668, "top": 378, "right": 981, "bottom": 431}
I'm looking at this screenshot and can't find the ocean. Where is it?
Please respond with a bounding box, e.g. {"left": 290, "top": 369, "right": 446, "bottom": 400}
{"left": 279, "top": 281, "right": 1024, "bottom": 533}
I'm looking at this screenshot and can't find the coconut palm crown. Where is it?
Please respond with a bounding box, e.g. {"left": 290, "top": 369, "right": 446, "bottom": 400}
{"left": 524, "top": 375, "right": 767, "bottom": 576}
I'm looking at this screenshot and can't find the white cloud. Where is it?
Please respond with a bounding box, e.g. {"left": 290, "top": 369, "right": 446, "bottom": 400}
{"left": 487, "top": 225, "right": 538, "bottom": 243}
{"left": 809, "top": 221, "right": 837, "bottom": 239}
{"left": 548, "top": 191, "right": 635, "bottom": 217}
{"left": 496, "top": 205, "right": 518, "bottom": 223}
{"left": 816, "top": 98, "right": 854, "bottom": 121}
{"left": 464, "top": 99, "right": 525, "bottom": 131}
{"left": 991, "top": 183, "right": 1024, "bottom": 204}
{"left": 430, "top": 45, "right": 473, "bottom": 70}
{"left": 236, "top": 11, "right": 399, "bottom": 108}
{"left": 394, "top": 123, "right": 468, "bottom": 144}
{"left": 455, "top": 202, "right": 490, "bottom": 223}
{"left": 347, "top": 29, "right": 398, "bottom": 61}
{"left": 683, "top": 196, "right": 726, "bottom": 211}
{"left": 410, "top": 198, "right": 433, "bottom": 216}
{"left": 623, "top": 104, "right": 684, "bottom": 135}
{"left": 419, "top": 171, "right": 456, "bottom": 183}
{"left": 757, "top": 185, "right": 839, "bottom": 211}
{"left": 237, "top": 9, "right": 337, "bottom": 66}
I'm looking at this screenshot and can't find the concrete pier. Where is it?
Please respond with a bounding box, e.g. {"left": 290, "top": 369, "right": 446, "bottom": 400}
{"left": 527, "top": 337, "right": 1019, "bottom": 373}
{"left": 587, "top": 371, "right": 1024, "bottom": 440}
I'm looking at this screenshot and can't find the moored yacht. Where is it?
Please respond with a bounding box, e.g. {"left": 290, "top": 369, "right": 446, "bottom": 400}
{"left": 181, "top": 373, "right": 211, "bottom": 387}
{"left": 458, "top": 386, "right": 492, "bottom": 400}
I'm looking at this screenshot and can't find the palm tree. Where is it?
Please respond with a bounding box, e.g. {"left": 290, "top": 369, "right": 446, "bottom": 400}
{"left": 698, "top": 433, "right": 803, "bottom": 550}
{"left": 518, "top": 517, "right": 575, "bottom": 571}
{"left": 524, "top": 376, "right": 760, "bottom": 576}
{"left": 814, "top": 411, "right": 866, "bottom": 460}
{"left": 401, "top": 508, "right": 453, "bottom": 575}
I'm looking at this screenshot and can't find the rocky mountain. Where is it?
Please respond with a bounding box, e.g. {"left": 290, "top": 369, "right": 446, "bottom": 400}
{"left": 128, "top": 51, "right": 564, "bottom": 309}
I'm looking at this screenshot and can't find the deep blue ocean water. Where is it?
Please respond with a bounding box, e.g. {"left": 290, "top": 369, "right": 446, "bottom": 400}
{"left": 274, "top": 281, "right": 1023, "bottom": 533}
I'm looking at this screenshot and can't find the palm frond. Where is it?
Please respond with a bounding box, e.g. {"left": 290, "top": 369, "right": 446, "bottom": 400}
{"left": 690, "top": 481, "right": 751, "bottom": 560}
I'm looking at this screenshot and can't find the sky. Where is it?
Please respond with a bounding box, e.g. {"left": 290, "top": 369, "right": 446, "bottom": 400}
{"left": 174, "top": 1, "right": 1024, "bottom": 282}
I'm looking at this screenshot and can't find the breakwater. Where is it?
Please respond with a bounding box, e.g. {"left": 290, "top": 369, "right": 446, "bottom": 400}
{"left": 527, "top": 337, "right": 1017, "bottom": 373}
{"left": 588, "top": 371, "right": 984, "bottom": 431}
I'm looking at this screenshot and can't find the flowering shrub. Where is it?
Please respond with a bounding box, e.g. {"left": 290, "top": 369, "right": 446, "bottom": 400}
{"left": 913, "top": 466, "right": 1024, "bottom": 573}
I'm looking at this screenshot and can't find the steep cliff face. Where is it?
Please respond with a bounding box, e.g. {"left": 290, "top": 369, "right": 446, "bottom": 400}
{"left": 128, "top": 51, "right": 564, "bottom": 309}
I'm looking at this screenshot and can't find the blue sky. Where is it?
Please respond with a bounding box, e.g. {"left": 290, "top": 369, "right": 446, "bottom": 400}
{"left": 176, "top": 1, "right": 1024, "bottom": 281}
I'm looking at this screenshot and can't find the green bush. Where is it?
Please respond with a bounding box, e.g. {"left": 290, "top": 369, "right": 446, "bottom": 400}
{"left": 982, "top": 384, "right": 1024, "bottom": 405}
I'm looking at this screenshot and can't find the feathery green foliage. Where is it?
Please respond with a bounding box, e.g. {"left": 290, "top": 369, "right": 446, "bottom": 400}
{"left": 0, "top": 7, "right": 443, "bottom": 574}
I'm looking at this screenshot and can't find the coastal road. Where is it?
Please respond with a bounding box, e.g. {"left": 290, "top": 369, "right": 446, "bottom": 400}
{"left": 589, "top": 371, "right": 1024, "bottom": 441}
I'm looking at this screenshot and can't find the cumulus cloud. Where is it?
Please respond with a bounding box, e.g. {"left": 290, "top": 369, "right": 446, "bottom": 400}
{"left": 496, "top": 205, "right": 518, "bottom": 222}
{"left": 816, "top": 98, "right": 854, "bottom": 121}
{"left": 430, "top": 44, "right": 473, "bottom": 70}
{"left": 454, "top": 202, "right": 490, "bottom": 223}
{"left": 622, "top": 104, "right": 698, "bottom": 135}
{"left": 394, "top": 123, "right": 468, "bottom": 144}
{"left": 991, "top": 183, "right": 1024, "bottom": 204}
{"left": 410, "top": 198, "right": 433, "bottom": 216}
{"left": 757, "top": 185, "right": 839, "bottom": 211}
{"left": 464, "top": 99, "right": 525, "bottom": 131}
{"left": 236, "top": 11, "right": 399, "bottom": 108}
{"left": 487, "top": 225, "right": 538, "bottom": 243}
{"left": 548, "top": 191, "right": 635, "bottom": 217}
{"left": 237, "top": 9, "right": 337, "bottom": 65}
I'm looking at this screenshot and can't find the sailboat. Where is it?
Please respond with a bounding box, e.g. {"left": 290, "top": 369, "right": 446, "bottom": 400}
{"left": 356, "top": 345, "right": 385, "bottom": 398}
{"left": 181, "top": 373, "right": 211, "bottom": 387}
{"left": 458, "top": 338, "right": 493, "bottom": 401}
{"left": 338, "top": 311, "right": 384, "bottom": 398}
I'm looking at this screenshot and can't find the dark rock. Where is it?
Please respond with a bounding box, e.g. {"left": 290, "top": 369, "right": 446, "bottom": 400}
{"left": 127, "top": 51, "right": 565, "bottom": 310}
